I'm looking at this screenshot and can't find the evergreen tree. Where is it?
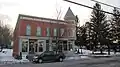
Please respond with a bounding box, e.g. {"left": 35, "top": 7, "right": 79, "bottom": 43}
{"left": 90, "top": 3, "right": 109, "bottom": 54}
{"left": 75, "top": 15, "right": 80, "bottom": 46}
{"left": 111, "top": 8, "right": 120, "bottom": 53}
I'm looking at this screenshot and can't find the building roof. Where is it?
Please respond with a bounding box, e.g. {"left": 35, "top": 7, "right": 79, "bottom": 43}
{"left": 64, "top": 7, "right": 76, "bottom": 20}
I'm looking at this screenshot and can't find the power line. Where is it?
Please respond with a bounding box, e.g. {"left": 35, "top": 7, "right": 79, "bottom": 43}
{"left": 64, "top": 0, "right": 120, "bottom": 16}
{"left": 91, "top": 0, "right": 120, "bottom": 10}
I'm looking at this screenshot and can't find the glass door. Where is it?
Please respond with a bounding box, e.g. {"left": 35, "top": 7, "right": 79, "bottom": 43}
{"left": 37, "top": 40, "right": 44, "bottom": 53}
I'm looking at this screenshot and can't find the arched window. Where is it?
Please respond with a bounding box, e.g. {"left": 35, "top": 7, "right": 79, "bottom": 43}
{"left": 26, "top": 24, "right": 31, "bottom": 35}
{"left": 54, "top": 28, "right": 57, "bottom": 36}
{"left": 36, "top": 27, "right": 41, "bottom": 36}
{"left": 46, "top": 28, "right": 50, "bottom": 36}
{"left": 60, "top": 28, "right": 64, "bottom": 36}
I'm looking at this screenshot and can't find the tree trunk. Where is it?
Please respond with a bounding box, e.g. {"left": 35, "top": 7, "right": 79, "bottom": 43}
{"left": 100, "top": 45, "right": 103, "bottom": 54}
{"left": 92, "top": 51, "right": 94, "bottom": 54}
{"left": 108, "top": 45, "right": 110, "bottom": 55}
{"left": 80, "top": 46, "right": 83, "bottom": 54}
{"left": 92, "top": 46, "right": 95, "bottom": 54}
{"left": 100, "top": 48, "right": 103, "bottom": 54}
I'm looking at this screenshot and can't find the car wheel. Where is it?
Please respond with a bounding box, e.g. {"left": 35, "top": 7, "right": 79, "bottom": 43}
{"left": 39, "top": 59, "right": 43, "bottom": 63}
{"left": 59, "top": 57, "right": 63, "bottom": 62}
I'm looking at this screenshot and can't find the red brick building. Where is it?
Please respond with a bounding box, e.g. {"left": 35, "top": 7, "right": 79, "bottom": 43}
{"left": 13, "top": 7, "right": 77, "bottom": 56}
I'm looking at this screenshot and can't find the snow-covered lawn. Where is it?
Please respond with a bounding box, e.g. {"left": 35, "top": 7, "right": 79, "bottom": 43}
{"left": 74, "top": 49, "right": 92, "bottom": 55}
{"left": 75, "top": 49, "right": 120, "bottom": 57}
{"left": 0, "top": 49, "right": 29, "bottom": 64}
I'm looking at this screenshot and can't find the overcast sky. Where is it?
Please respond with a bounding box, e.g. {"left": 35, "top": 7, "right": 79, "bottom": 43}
{"left": 0, "top": 0, "right": 120, "bottom": 29}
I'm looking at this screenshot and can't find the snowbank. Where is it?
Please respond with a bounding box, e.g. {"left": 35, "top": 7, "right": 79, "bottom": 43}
{"left": 0, "top": 49, "right": 13, "bottom": 56}
{"left": 0, "top": 49, "right": 29, "bottom": 64}
{"left": 74, "top": 49, "right": 92, "bottom": 55}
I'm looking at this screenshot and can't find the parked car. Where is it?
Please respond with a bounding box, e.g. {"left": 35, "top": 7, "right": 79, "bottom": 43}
{"left": 26, "top": 51, "right": 66, "bottom": 63}
{"left": 26, "top": 51, "right": 35, "bottom": 61}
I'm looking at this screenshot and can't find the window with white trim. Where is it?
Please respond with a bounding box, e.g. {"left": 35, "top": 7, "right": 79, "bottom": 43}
{"left": 36, "top": 27, "right": 41, "bottom": 36}
{"left": 54, "top": 28, "right": 57, "bottom": 36}
{"left": 60, "top": 28, "right": 64, "bottom": 36}
{"left": 22, "top": 41, "right": 28, "bottom": 52}
{"left": 46, "top": 28, "right": 50, "bottom": 36}
{"left": 26, "top": 24, "right": 31, "bottom": 35}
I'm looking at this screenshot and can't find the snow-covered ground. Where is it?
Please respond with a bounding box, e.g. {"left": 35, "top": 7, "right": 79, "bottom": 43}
{"left": 74, "top": 49, "right": 92, "bottom": 55}
{"left": 75, "top": 49, "right": 120, "bottom": 57}
{"left": 65, "top": 49, "right": 91, "bottom": 60}
{"left": 0, "top": 49, "right": 29, "bottom": 64}
{"left": 0, "top": 49, "right": 12, "bottom": 56}
{"left": 0, "top": 48, "right": 120, "bottom": 64}
{"left": 0, "top": 49, "right": 90, "bottom": 64}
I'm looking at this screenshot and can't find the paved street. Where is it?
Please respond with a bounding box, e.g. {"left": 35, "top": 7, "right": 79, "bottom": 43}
{"left": 1, "top": 56, "right": 120, "bottom": 67}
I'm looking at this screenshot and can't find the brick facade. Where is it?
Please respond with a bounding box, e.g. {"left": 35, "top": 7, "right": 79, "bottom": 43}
{"left": 13, "top": 14, "right": 76, "bottom": 57}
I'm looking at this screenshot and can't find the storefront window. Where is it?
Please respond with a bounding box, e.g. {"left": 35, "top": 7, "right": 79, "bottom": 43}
{"left": 58, "top": 45, "right": 62, "bottom": 51}
{"left": 39, "top": 42, "right": 43, "bottom": 52}
{"left": 68, "top": 42, "right": 73, "bottom": 50}
{"left": 63, "top": 41, "right": 67, "bottom": 51}
{"left": 35, "top": 44, "right": 38, "bottom": 52}
{"left": 46, "top": 40, "right": 49, "bottom": 51}
{"left": 58, "top": 41, "right": 62, "bottom": 51}
{"left": 63, "top": 44, "right": 67, "bottom": 51}
{"left": 52, "top": 41, "right": 57, "bottom": 51}
{"left": 22, "top": 41, "right": 28, "bottom": 52}
{"left": 29, "top": 43, "right": 34, "bottom": 53}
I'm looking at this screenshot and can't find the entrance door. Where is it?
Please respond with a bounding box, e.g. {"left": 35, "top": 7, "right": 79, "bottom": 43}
{"left": 58, "top": 41, "right": 63, "bottom": 51}
{"left": 68, "top": 41, "right": 73, "bottom": 51}
{"left": 37, "top": 40, "right": 45, "bottom": 53}
{"left": 29, "top": 39, "right": 37, "bottom": 53}
{"left": 29, "top": 42, "right": 34, "bottom": 53}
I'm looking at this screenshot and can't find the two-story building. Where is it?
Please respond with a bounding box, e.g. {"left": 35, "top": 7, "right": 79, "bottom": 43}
{"left": 13, "top": 7, "right": 77, "bottom": 57}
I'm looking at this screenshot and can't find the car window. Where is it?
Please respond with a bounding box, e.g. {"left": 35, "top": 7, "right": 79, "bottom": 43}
{"left": 44, "top": 51, "right": 54, "bottom": 55}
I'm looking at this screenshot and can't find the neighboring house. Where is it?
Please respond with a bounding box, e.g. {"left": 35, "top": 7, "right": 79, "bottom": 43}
{"left": 13, "top": 7, "right": 77, "bottom": 57}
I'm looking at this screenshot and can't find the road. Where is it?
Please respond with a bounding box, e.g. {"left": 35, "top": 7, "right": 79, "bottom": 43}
{"left": 1, "top": 56, "right": 120, "bottom": 67}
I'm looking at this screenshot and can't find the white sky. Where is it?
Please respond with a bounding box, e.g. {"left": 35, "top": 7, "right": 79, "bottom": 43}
{"left": 0, "top": 0, "right": 120, "bottom": 29}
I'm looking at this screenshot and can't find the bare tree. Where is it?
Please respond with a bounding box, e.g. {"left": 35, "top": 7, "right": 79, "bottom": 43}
{"left": 0, "top": 14, "right": 12, "bottom": 51}
{"left": 55, "top": 0, "right": 63, "bottom": 20}
{"left": 53, "top": 0, "right": 63, "bottom": 52}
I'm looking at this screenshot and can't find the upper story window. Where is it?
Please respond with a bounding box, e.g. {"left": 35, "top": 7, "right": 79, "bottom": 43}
{"left": 54, "top": 28, "right": 57, "bottom": 36}
{"left": 68, "top": 29, "right": 71, "bottom": 37}
{"left": 60, "top": 28, "right": 64, "bottom": 36}
{"left": 71, "top": 28, "right": 75, "bottom": 37}
{"left": 26, "top": 24, "right": 31, "bottom": 35}
{"left": 36, "top": 27, "right": 41, "bottom": 36}
{"left": 46, "top": 28, "right": 50, "bottom": 36}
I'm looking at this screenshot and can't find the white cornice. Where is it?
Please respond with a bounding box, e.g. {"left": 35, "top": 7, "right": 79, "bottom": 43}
{"left": 20, "top": 16, "right": 76, "bottom": 26}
